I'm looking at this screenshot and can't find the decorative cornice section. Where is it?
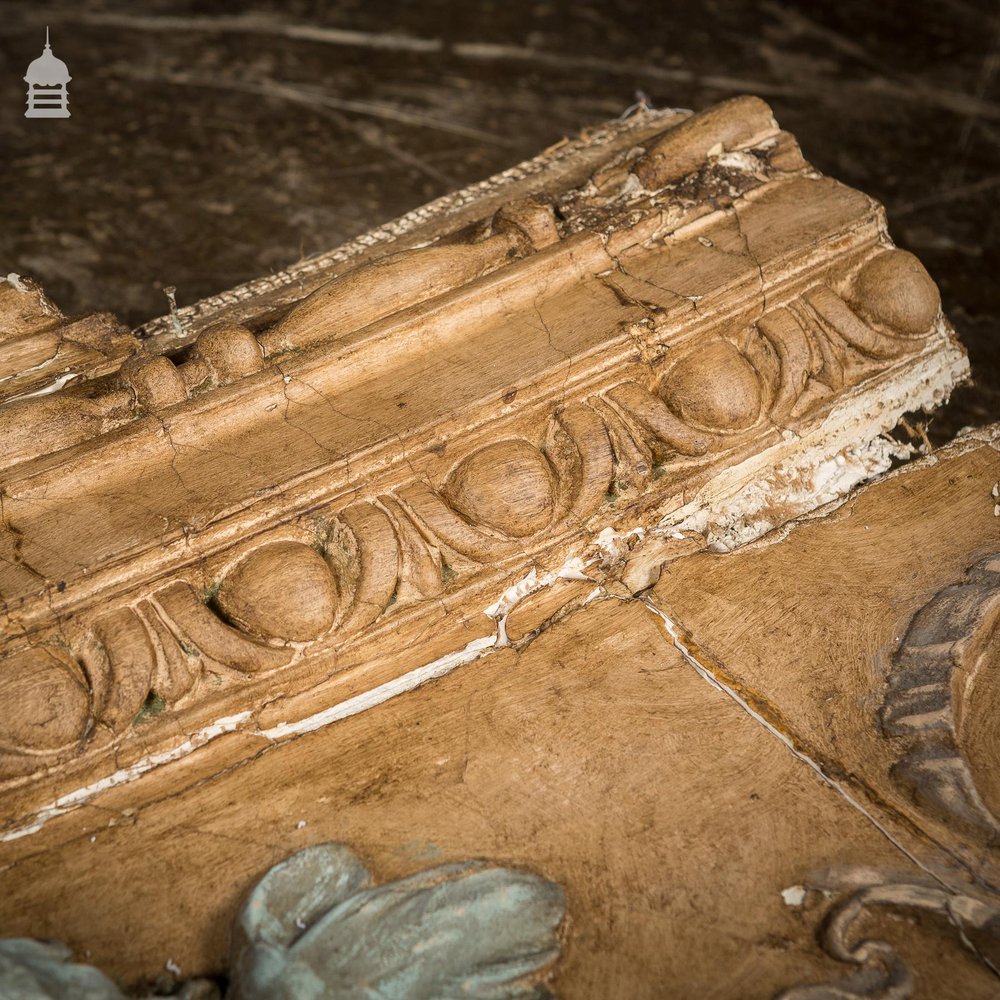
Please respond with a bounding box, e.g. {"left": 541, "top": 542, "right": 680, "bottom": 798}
{"left": 0, "top": 97, "right": 968, "bottom": 810}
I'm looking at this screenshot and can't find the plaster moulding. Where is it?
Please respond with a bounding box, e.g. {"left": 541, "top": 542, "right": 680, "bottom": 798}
{"left": 0, "top": 96, "right": 968, "bottom": 836}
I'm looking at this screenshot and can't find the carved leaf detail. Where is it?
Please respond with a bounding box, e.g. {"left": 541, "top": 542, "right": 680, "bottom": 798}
{"left": 335, "top": 503, "right": 401, "bottom": 634}
{"left": 606, "top": 381, "right": 711, "bottom": 457}
{"left": 879, "top": 554, "right": 1000, "bottom": 834}
{"left": 89, "top": 608, "right": 156, "bottom": 731}
{"left": 153, "top": 582, "right": 293, "bottom": 674}
{"left": 546, "top": 403, "right": 614, "bottom": 527}
{"left": 229, "top": 844, "right": 566, "bottom": 1000}
{"left": 0, "top": 940, "right": 125, "bottom": 1000}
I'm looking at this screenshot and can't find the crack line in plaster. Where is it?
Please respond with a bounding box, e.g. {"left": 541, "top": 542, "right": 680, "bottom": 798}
{"left": 638, "top": 594, "right": 953, "bottom": 892}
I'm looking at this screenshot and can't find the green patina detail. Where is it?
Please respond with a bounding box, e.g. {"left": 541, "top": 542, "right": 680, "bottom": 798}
{"left": 202, "top": 579, "right": 222, "bottom": 604}
{"left": 311, "top": 518, "right": 337, "bottom": 556}
{"left": 441, "top": 562, "right": 458, "bottom": 583}
{"left": 0, "top": 939, "right": 127, "bottom": 999}
{"left": 230, "top": 843, "right": 566, "bottom": 1000}
{"left": 133, "top": 691, "right": 166, "bottom": 726}
{"left": 178, "top": 638, "right": 200, "bottom": 657}
{"left": 0, "top": 844, "right": 566, "bottom": 999}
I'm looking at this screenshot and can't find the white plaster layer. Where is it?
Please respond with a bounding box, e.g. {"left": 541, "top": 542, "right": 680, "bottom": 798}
{"left": 659, "top": 329, "right": 968, "bottom": 551}
{"left": 0, "top": 712, "right": 252, "bottom": 844}
{"left": 259, "top": 634, "right": 498, "bottom": 741}
{"left": 5, "top": 371, "right": 80, "bottom": 401}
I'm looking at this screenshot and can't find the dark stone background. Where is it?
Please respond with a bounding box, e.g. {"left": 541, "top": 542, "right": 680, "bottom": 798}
{"left": 0, "top": 0, "right": 997, "bottom": 440}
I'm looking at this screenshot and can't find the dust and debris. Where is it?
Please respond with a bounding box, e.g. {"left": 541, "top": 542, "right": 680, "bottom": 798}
{"left": 163, "top": 286, "right": 183, "bottom": 338}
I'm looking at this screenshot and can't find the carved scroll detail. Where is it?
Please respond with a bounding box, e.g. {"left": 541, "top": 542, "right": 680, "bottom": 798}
{"left": 880, "top": 554, "right": 1000, "bottom": 834}
{"left": 773, "top": 867, "right": 1000, "bottom": 1000}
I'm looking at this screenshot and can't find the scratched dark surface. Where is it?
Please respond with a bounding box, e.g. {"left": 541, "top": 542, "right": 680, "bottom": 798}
{"left": 0, "top": 0, "right": 996, "bottom": 440}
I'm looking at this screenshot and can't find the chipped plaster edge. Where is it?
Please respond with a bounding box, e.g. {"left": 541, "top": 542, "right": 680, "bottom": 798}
{"left": 658, "top": 328, "right": 969, "bottom": 552}
{"left": 0, "top": 712, "right": 251, "bottom": 844}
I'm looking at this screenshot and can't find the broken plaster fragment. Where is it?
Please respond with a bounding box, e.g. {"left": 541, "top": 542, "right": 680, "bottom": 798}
{"left": 781, "top": 885, "right": 807, "bottom": 907}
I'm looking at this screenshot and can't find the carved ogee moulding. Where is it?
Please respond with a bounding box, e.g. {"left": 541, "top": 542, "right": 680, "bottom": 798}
{"left": 0, "top": 96, "right": 968, "bottom": 833}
